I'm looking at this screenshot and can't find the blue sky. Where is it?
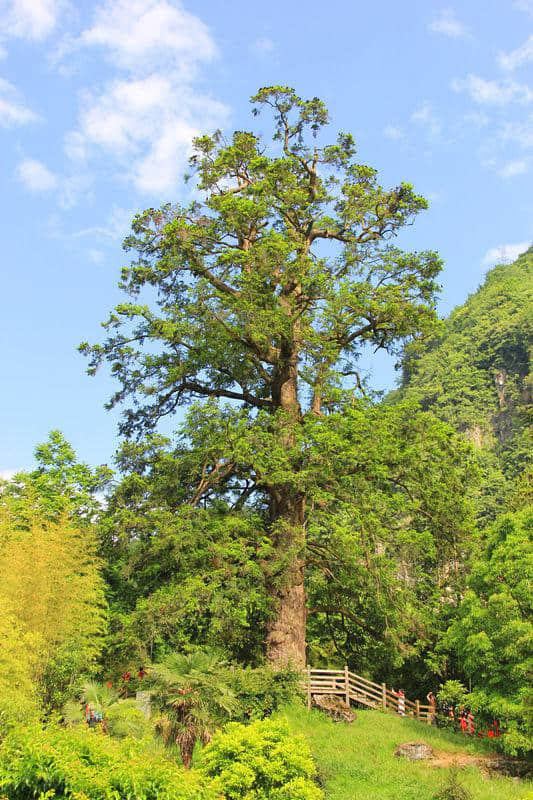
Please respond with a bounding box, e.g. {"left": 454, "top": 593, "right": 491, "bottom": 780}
{"left": 1, "top": 0, "right": 531, "bottom": 474}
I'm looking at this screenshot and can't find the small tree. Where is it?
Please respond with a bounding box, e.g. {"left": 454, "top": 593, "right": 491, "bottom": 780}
{"left": 148, "top": 651, "right": 236, "bottom": 767}
{"left": 82, "top": 86, "right": 443, "bottom": 666}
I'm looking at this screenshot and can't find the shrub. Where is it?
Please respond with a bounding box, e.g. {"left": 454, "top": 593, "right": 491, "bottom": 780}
{"left": 200, "top": 718, "right": 323, "bottom": 799}
{"left": 0, "top": 724, "right": 217, "bottom": 800}
{"left": 106, "top": 699, "right": 153, "bottom": 740}
{"left": 227, "top": 666, "right": 301, "bottom": 722}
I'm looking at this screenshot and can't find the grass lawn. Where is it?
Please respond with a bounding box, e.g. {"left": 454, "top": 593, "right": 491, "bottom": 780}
{"left": 277, "top": 702, "right": 532, "bottom": 800}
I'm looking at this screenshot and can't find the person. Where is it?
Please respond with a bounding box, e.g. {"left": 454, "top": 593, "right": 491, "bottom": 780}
{"left": 460, "top": 710, "right": 468, "bottom": 734}
{"left": 426, "top": 691, "right": 436, "bottom": 724}
{"left": 138, "top": 666, "right": 147, "bottom": 680}
{"left": 397, "top": 689, "right": 405, "bottom": 717}
{"left": 122, "top": 670, "right": 131, "bottom": 682}
{"left": 467, "top": 710, "right": 475, "bottom": 736}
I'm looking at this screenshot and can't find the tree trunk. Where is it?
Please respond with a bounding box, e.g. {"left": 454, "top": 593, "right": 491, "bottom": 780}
{"left": 267, "top": 343, "right": 306, "bottom": 668}
{"left": 265, "top": 492, "right": 307, "bottom": 668}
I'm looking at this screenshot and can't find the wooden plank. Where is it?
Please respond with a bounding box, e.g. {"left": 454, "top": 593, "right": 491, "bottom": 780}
{"left": 307, "top": 665, "right": 311, "bottom": 711}
{"left": 348, "top": 672, "right": 382, "bottom": 691}
{"left": 348, "top": 679, "right": 382, "bottom": 695}
{"left": 348, "top": 683, "right": 382, "bottom": 703}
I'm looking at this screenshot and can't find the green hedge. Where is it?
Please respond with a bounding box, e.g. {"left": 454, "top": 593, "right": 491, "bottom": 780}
{"left": 0, "top": 724, "right": 216, "bottom": 800}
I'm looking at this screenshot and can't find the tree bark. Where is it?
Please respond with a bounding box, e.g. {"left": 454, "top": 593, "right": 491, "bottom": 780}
{"left": 266, "top": 341, "right": 307, "bottom": 669}
{"left": 265, "top": 492, "right": 307, "bottom": 668}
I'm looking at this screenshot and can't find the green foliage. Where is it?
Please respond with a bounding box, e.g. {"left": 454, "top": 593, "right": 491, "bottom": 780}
{"left": 82, "top": 85, "right": 443, "bottom": 664}
{"left": 0, "top": 596, "right": 40, "bottom": 729}
{"left": 101, "top": 398, "right": 477, "bottom": 677}
{"left": 200, "top": 718, "right": 323, "bottom": 800}
{"left": 440, "top": 508, "right": 533, "bottom": 755}
{"left": 434, "top": 769, "right": 473, "bottom": 800}
{"left": 436, "top": 680, "right": 469, "bottom": 709}
{"left": 400, "top": 248, "right": 532, "bottom": 521}
{"left": 105, "top": 700, "right": 153, "bottom": 740}
{"left": 227, "top": 666, "right": 301, "bottom": 722}
{"left": 1, "top": 430, "right": 112, "bottom": 522}
{"left": 0, "top": 724, "right": 216, "bottom": 799}
{"left": 0, "top": 500, "right": 107, "bottom": 713}
{"left": 148, "top": 650, "right": 237, "bottom": 767}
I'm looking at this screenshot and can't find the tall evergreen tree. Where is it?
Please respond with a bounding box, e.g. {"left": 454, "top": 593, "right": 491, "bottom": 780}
{"left": 82, "top": 87, "right": 442, "bottom": 666}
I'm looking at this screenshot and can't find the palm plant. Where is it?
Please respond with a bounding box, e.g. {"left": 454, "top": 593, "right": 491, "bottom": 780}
{"left": 147, "top": 651, "right": 236, "bottom": 768}
{"left": 63, "top": 681, "right": 121, "bottom": 733}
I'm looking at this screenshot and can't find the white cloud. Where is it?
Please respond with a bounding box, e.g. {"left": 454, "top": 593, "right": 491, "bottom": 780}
{"left": 63, "top": 0, "right": 228, "bottom": 197}
{"left": 0, "top": 77, "right": 38, "bottom": 126}
{"left": 16, "top": 158, "right": 58, "bottom": 191}
{"left": 499, "top": 159, "right": 529, "bottom": 177}
{"left": 73, "top": 76, "right": 226, "bottom": 194}
{"left": 71, "top": 0, "right": 215, "bottom": 75}
{"left": 498, "top": 35, "right": 533, "bottom": 71}
{"left": 482, "top": 242, "right": 530, "bottom": 266}
{"left": 452, "top": 74, "right": 533, "bottom": 105}
{"left": 411, "top": 103, "right": 441, "bottom": 137}
{"left": 383, "top": 124, "right": 404, "bottom": 140}
{"left": 429, "top": 8, "right": 471, "bottom": 39}
{"left": 0, "top": 0, "right": 62, "bottom": 41}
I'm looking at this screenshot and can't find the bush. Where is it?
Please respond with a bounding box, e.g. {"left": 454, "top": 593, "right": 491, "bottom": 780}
{"left": 227, "top": 666, "right": 301, "bottom": 722}
{"left": 106, "top": 699, "right": 153, "bottom": 740}
{"left": 200, "top": 718, "right": 323, "bottom": 799}
{"left": 0, "top": 724, "right": 217, "bottom": 800}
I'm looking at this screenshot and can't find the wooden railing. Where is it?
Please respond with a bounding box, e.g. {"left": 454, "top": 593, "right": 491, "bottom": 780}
{"left": 305, "top": 667, "right": 433, "bottom": 723}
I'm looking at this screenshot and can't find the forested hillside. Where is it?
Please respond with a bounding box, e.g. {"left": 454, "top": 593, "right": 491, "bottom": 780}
{"left": 398, "top": 248, "right": 532, "bottom": 519}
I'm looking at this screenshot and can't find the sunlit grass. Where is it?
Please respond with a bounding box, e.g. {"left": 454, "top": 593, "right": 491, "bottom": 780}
{"left": 275, "top": 702, "right": 531, "bottom": 800}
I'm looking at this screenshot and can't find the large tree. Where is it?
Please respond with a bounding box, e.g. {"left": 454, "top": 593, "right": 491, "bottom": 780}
{"left": 82, "top": 87, "right": 442, "bottom": 667}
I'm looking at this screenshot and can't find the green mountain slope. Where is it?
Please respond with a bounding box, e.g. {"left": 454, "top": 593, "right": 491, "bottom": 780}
{"left": 398, "top": 246, "right": 532, "bottom": 516}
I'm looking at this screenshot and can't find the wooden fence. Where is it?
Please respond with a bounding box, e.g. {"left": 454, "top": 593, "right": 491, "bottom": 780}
{"left": 305, "top": 667, "right": 433, "bottom": 723}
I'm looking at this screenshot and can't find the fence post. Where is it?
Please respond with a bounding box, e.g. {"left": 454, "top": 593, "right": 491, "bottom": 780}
{"left": 382, "top": 683, "right": 387, "bottom": 710}
{"left": 307, "top": 665, "right": 311, "bottom": 711}
{"left": 415, "top": 699, "right": 420, "bottom": 720}
{"left": 344, "top": 665, "right": 350, "bottom": 708}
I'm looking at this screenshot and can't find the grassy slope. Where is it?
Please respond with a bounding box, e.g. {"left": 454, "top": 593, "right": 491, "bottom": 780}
{"left": 277, "top": 703, "right": 531, "bottom": 800}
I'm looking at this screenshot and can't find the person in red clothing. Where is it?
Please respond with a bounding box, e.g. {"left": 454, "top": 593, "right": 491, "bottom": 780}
{"left": 138, "top": 666, "right": 147, "bottom": 680}
{"left": 467, "top": 710, "right": 475, "bottom": 735}
{"left": 460, "top": 710, "right": 468, "bottom": 734}
{"left": 122, "top": 670, "right": 131, "bottom": 682}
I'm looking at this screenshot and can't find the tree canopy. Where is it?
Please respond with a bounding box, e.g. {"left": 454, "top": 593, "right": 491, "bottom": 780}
{"left": 81, "top": 86, "right": 444, "bottom": 666}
